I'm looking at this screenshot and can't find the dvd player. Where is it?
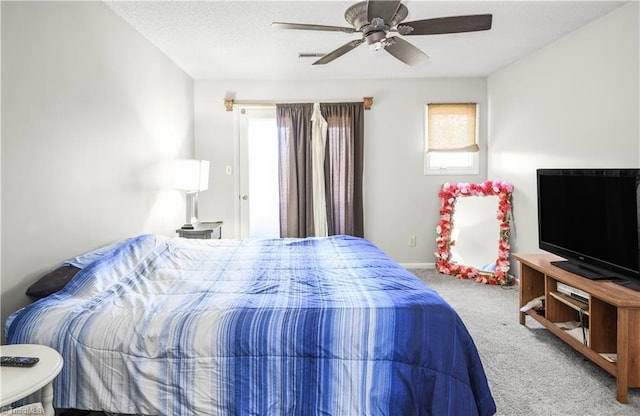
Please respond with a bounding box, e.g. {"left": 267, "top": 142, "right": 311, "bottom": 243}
{"left": 557, "top": 282, "right": 590, "bottom": 304}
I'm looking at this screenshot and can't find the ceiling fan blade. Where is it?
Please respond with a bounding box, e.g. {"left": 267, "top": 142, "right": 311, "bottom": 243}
{"left": 367, "top": 0, "right": 402, "bottom": 24}
{"left": 271, "top": 22, "right": 356, "bottom": 34}
{"left": 403, "top": 14, "right": 493, "bottom": 36}
{"left": 384, "top": 37, "right": 428, "bottom": 66}
{"left": 313, "top": 39, "right": 365, "bottom": 65}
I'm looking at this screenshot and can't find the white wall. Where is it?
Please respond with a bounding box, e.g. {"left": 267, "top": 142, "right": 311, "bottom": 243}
{"left": 487, "top": 2, "right": 639, "bottom": 259}
{"left": 1, "top": 2, "right": 194, "bottom": 328}
{"left": 195, "top": 78, "right": 487, "bottom": 264}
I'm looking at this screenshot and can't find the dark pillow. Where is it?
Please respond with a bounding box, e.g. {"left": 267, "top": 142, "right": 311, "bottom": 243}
{"left": 26, "top": 265, "right": 81, "bottom": 299}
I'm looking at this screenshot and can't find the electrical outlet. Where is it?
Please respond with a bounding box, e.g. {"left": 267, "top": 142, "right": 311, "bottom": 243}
{"left": 409, "top": 235, "right": 416, "bottom": 247}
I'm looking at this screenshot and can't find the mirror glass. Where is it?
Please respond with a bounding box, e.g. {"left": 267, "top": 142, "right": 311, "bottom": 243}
{"left": 449, "top": 195, "right": 501, "bottom": 270}
{"left": 435, "top": 181, "right": 514, "bottom": 286}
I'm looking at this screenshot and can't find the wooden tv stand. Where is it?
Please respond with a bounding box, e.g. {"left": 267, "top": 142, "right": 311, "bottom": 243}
{"left": 514, "top": 253, "right": 640, "bottom": 403}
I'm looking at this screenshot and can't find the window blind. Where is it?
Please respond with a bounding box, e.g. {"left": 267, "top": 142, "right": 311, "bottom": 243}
{"left": 427, "top": 103, "right": 479, "bottom": 152}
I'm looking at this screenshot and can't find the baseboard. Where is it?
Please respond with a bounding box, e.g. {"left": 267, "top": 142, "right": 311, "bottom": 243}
{"left": 400, "top": 262, "right": 435, "bottom": 269}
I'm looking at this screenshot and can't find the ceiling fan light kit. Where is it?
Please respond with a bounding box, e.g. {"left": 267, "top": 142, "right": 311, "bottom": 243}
{"left": 272, "top": 0, "right": 492, "bottom": 66}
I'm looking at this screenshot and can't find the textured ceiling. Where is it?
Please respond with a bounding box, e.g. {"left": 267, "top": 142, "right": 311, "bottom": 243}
{"left": 104, "top": 1, "right": 627, "bottom": 80}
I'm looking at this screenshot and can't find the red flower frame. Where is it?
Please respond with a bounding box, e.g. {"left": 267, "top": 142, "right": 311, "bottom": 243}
{"left": 435, "top": 181, "right": 515, "bottom": 286}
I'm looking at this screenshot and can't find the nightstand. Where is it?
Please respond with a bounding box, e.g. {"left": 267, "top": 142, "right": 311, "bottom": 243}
{"left": 176, "top": 221, "right": 223, "bottom": 239}
{"left": 0, "top": 344, "right": 63, "bottom": 416}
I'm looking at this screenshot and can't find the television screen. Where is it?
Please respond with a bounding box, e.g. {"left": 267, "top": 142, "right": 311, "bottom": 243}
{"left": 537, "top": 169, "right": 640, "bottom": 284}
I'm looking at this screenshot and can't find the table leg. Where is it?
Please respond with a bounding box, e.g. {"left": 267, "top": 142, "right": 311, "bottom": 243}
{"left": 41, "top": 382, "right": 55, "bottom": 416}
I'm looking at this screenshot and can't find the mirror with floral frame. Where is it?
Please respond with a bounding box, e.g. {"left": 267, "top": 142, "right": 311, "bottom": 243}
{"left": 435, "top": 181, "right": 514, "bottom": 286}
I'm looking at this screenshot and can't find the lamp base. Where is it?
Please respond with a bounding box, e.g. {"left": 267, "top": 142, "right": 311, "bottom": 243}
{"left": 182, "top": 192, "right": 201, "bottom": 230}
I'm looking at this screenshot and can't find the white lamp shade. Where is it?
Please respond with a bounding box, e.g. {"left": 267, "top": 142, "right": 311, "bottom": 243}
{"left": 173, "top": 159, "right": 210, "bottom": 191}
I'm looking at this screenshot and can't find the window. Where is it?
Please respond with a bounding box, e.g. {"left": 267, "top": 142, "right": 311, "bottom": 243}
{"left": 424, "top": 103, "right": 479, "bottom": 175}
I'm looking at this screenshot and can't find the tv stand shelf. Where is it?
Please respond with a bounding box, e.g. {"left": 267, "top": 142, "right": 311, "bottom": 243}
{"left": 514, "top": 253, "right": 640, "bottom": 403}
{"left": 548, "top": 291, "right": 589, "bottom": 315}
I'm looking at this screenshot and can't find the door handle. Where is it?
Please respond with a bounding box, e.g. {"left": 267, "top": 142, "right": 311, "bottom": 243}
{"left": 241, "top": 194, "right": 248, "bottom": 200}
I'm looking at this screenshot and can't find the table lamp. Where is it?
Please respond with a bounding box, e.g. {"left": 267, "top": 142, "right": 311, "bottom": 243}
{"left": 173, "top": 159, "right": 210, "bottom": 229}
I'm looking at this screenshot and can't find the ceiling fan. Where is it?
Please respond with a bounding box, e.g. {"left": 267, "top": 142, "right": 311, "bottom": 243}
{"left": 272, "top": 0, "right": 492, "bottom": 66}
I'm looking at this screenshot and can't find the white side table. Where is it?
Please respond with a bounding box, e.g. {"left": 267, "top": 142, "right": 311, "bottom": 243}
{"left": 0, "top": 344, "right": 63, "bottom": 416}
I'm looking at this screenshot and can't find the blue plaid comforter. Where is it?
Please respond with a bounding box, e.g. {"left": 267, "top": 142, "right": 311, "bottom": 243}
{"left": 7, "top": 234, "right": 496, "bottom": 416}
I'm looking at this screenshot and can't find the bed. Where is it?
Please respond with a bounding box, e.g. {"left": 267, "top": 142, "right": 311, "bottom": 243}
{"left": 6, "top": 234, "right": 496, "bottom": 416}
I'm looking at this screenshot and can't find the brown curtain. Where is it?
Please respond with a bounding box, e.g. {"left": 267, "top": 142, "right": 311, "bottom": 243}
{"left": 276, "top": 102, "right": 364, "bottom": 238}
{"left": 277, "top": 103, "right": 315, "bottom": 237}
{"left": 320, "top": 102, "right": 364, "bottom": 237}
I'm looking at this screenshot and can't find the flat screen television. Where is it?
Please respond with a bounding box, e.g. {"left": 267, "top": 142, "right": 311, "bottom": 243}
{"left": 537, "top": 168, "right": 640, "bottom": 290}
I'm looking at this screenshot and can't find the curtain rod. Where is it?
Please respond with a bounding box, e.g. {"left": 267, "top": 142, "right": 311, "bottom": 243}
{"left": 223, "top": 97, "right": 373, "bottom": 112}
